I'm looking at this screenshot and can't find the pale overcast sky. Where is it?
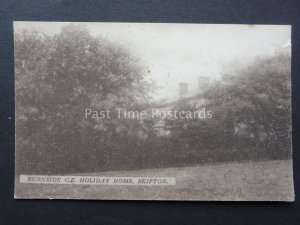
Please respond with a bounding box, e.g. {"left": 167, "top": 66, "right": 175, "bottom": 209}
{"left": 14, "top": 22, "right": 291, "bottom": 101}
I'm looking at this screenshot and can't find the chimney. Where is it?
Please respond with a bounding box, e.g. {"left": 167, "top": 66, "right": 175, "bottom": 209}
{"left": 198, "top": 76, "right": 210, "bottom": 91}
{"left": 179, "top": 82, "right": 188, "bottom": 97}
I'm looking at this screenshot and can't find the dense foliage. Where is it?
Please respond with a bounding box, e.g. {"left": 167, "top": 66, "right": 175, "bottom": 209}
{"left": 163, "top": 52, "right": 292, "bottom": 164}
{"left": 15, "top": 25, "right": 153, "bottom": 174}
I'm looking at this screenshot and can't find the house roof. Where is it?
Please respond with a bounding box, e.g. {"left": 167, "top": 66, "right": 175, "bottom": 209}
{"left": 154, "top": 89, "right": 205, "bottom": 108}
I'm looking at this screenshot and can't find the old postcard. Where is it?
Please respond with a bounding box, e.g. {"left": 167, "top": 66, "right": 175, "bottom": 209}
{"left": 14, "top": 22, "right": 294, "bottom": 201}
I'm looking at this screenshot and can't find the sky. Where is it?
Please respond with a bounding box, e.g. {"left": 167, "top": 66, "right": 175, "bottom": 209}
{"left": 14, "top": 22, "right": 291, "bottom": 101}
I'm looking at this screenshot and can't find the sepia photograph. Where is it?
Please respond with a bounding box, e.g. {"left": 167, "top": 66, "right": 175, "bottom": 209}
{"left": 14, "top": 22, "right": 294, "bottom": 201}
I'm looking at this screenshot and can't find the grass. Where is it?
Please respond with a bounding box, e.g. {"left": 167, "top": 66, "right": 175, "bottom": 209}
{"left": 15, "top": 159, "right": 294, "bottom": 201}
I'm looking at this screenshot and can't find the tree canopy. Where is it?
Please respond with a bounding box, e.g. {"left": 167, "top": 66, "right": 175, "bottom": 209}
{"left": 15, "top": 24, "right": 154, "bottom": 174}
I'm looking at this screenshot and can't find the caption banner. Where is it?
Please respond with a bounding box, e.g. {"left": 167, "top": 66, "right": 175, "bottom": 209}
{"left": 20, "top": 175, "right": 176, "bottom": 186}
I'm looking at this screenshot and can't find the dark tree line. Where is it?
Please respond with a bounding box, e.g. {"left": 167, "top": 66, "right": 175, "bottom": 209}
{"left": 15, "top": 25, "right": 154, "bottom": 174}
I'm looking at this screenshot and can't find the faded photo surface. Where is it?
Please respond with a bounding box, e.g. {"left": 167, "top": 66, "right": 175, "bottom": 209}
{"left": 14, "top": 22, "right": 294, "bottom": 201}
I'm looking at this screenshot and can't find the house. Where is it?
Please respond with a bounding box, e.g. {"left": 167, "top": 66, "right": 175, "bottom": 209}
{"left": 153, "top": 76, "right": 210, "bottom": 136}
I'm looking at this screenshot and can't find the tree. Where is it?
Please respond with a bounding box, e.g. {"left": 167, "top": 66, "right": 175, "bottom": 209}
{"left": 205, "top": 52, "right": 292, "bottom": 160}
{"left": 15, "top": 24, "right": 154, "bottom": 174}
{"left": 166, "top": 51, "right": 291, "bottom": 163}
